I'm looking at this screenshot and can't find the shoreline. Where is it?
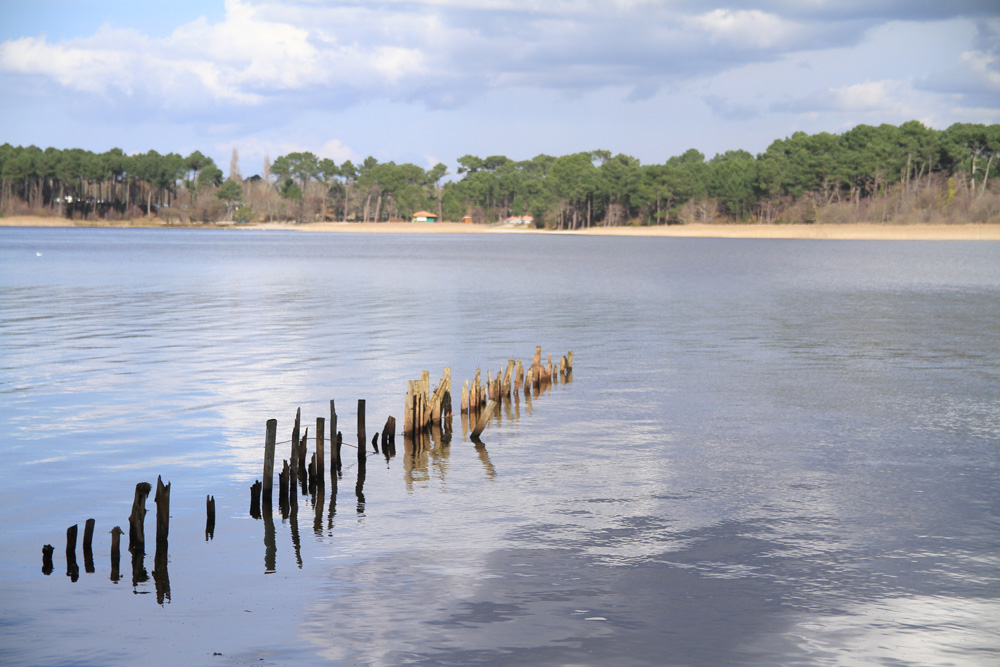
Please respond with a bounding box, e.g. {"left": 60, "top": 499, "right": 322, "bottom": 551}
{"left": 1, "top": 216, "right": 998, "bottom": 241}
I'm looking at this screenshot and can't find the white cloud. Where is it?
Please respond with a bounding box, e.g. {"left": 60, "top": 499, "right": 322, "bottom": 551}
{"left": 688, "top": 9, "right": 802, "bottom": 50}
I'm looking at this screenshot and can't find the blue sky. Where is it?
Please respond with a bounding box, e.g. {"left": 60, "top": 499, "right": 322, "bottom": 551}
{"left": 1, "top": 0, "right": 998, "bottom": 179}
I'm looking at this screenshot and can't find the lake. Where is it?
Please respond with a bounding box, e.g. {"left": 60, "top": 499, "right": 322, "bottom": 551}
{"left": 1, "top": 227, "right": 998, "bottom": 666}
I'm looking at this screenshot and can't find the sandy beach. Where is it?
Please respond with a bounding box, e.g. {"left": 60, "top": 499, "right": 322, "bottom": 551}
{"left": 2, "top": 216, "right": 998, "bottom": 240}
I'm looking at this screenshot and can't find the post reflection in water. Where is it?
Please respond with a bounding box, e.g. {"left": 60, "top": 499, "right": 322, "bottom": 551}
{"left": 152, "top": 543, "right": 170, "bottom": 605}
{"left": 263, "top": 503, "right": 276, "bottom": 574}
{"left": 289, "top": 499, "right": 303, "bottom": 569}
{"left": 328, "top": 475, "right": 338, "bottom": 530}
{"left": 356, "top": 456, "right": 367, "bottom": 514}
{"left": 313, "top": 485, "right": 325, "bottom": 537}
{"left": 131, "top": 550, "right": 147, "bottom": 591}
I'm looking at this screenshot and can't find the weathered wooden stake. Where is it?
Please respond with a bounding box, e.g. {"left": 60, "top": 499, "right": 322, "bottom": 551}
{"left": 110, "top": 526, "right": 123, "bottom": 582}
{"left": 470, "top": 400, "right": 498, "bottom": 440}
{"left": 330, "top": 400, "right": 340, "bottom": 476}
{"left": 461, "top": 379, "right": 469, "bottom": 414}
{"left": 128, "top": 482, "right": 151, "bottom": 555}
{"left": 83, "top": 518, "right": 96, "bottom": 573}
{"left": 315, "top": 416, "right": 325, "bottom": 487}
{"left": 291, "top": 408, "right": 301, "bottom": 471}
{"left": 279, "top": 460, "right": 289, "bottom": 506}
{"left": 42, "top": 544, "right": 54, "bottom": 575}
{"left": 206, "top": 494, "right": 216, "bottom": 539}
{"left": 154, "top": 475, "right": 170, "bottom": 547}
{"left": 263, "top": 418, "right": 277, "bottom": 506}
{"left": 66, "top": 524, "right": 79, "bottom": 581}
{"left": 357, "top": 399, "right": 366, "bottom": 465}
{"left": 250, "top": 480, "right": 261, "bottom": 518}
{"left": 298, "top": 427, "right": 309, "bottom": 484}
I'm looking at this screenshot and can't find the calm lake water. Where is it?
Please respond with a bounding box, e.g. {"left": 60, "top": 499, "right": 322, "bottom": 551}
{"left": 1, "top": 227, "right": 998, "bottom": 666}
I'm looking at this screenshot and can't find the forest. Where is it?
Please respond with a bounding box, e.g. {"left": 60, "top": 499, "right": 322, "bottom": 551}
{"left": 1, "top": 121, "right": 998, "bottom": 227}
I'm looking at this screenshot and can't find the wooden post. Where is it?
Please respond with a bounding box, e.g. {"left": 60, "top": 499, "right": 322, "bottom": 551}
{"left": 443, "top": 367, "right": 452, "bottom": 422}
{"left": 567, "top": 351, "right": 573, "bottom": 370}
{"left": 470, "top": 400, "right": 498, "bottom": 440}
{"left": 502, "top": 360, "right": 514, "bottom": 396}
{"left": 298, "top": 427, "right": 308, "bottom": 483}
{"left": 404, "top": 381, "right": 414, "bottom": 434}
{"left": 155, "top": 475, "right": 170, "bottom": 547}
{"left": 250, "top": 481, "right": 261, "bottom": 519}
{"left": 330, "top": 400, "right": 339, "bottom": 476}
{"left": 110, "top": 526, "right": 123, "bottom": 582}
{"left": 66, "top": 524, "right": 79, "bottom": 581}
{"left": 291, "top": 408, "right": 301, "bottom": 471}
{"left": 357, "top": 399, "right": 366, "bottom": 465}
{"left": 206, "top": 495, "right": 216, "bottom": 539}
{"left": 83, "top": 518, "right": 96, "bottom": 573}
{"left": 461, "top": 379, "right": 469, "bottom": 414}
{"left": 128, "top": 482, "right": 151, "bottom": 555}
{"left": 42, "top": 544, "right": 54, "bottom": 575}
{"left": 279, "top": 460, "right": 289, "bottom": 507}
{"left": 263, "top": 418, "right": 277, "bottom": 506}
{"left": 335, "top": 432, "right": 343, "bottom": 476}
{"left": 315, "top": 416, "right": 325, "bottom": 487}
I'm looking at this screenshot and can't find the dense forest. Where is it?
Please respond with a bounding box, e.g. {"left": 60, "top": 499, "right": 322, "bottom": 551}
{"left": 1, "top": 121, "right": 998, "bottom": 226}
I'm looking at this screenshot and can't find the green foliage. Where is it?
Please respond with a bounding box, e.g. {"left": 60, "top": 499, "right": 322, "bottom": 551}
{"left": 216, "top": 179, "right": 243, "bottom": 202}
{"left": 2, "top": 120, "right": 999, "bottom": 224}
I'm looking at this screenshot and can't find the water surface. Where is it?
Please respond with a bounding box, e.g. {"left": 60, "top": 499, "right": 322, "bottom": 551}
{"left": 1, "top": 228, "right": 998, "bottom": 665}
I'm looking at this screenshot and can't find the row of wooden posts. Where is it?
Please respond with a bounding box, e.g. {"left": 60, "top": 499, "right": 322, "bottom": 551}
{"left": 42, "top": 475, "right": 214, "bottom": 603}
{"left": 252, "top": 347, "right": 572, "bottom": 514}
{"left": 405, "top": 347, "right": 573, "bottom": 441}
{"left": 44, "top": 347, "right": 572, "bottom": 584}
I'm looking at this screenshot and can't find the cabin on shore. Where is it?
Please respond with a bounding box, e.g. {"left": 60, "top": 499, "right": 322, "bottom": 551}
{"left": 411, "top": 211, "right": 438, "bottom": 223}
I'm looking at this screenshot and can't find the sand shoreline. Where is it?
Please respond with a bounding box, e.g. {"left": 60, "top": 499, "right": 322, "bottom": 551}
{"left": 1, "top": 216, "right": 998, "bottom": 241}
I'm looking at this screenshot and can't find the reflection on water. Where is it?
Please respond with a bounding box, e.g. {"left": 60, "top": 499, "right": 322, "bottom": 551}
{"left": 1, "top": 229, "right": 998, "bottom": 666}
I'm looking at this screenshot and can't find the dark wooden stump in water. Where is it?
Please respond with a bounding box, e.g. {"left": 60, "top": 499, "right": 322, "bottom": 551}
{"left": 315, "top": 416, "right": 325, "bottom": 488}
{"left": 357, "top": 399, "right": 366, "bottom": 465}
{"left": 42, "top": 544, "right": 54, "bottom": 575}
{"left": 206, "top": 494, "right": 216, "bottom": 540}
{"left": 110, "top": 526, "right": 123, "bottom": 582}
{"left": 83, "top": 518, "right": 96, "bottom": 573}
{"left": 128, "top": 482, "right": 151, "bottom": 555}
{"left": 154, "top": 475, "right": 170, "bottom": 547}
{"left": 263, "top": 419, "right": 277, "bottom": 506}
{"left": 65, "top": 524, "right": 79, "bottom": 582}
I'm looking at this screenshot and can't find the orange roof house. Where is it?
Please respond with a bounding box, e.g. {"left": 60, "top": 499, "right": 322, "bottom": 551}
{"left": 412, "top": 211, "right": 438, "bottom": 222}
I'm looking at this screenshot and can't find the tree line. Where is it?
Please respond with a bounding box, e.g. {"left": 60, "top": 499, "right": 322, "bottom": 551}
{"left": 1, "top": 121, "right": 998, "bottom": 226}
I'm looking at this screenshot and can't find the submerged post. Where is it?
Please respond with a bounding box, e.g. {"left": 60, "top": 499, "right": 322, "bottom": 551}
{"left": 206, "top": 495, "right": 216, "bottom": 539}
{"left": 470, "top": 400, "right": 498, "bottom": 440}
{"left": 330, "top": 400, "right": 339, "bottom": 476}
{"left": 110, "top": 526, "right": 123, "bottom": 582}
{"left": 128, "top": 482, "right": 152, "bottom": 555}
{"left": 83, "top": 518, "right": 96, "bottom": 574}
{"left": 154, "top": 475, "right": 170, "bottom": 547}
{"left": 315, "top": 416, "right": 325, "bottom": 487}
{"left": 263, "top": 418, "right": 277, "bottom": 506}
{"left": 357, "top": 399, "right": 366, "bottom": 465}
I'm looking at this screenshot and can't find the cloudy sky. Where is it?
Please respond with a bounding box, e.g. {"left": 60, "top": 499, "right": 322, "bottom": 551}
{"left": 1, "top": 0, "right": 998, "bottom": 179}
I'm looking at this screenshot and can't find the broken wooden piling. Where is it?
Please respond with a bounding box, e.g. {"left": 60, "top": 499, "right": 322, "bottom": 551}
{"left": 83, "top": 518, "right": 96, "bottom": 573}
{"left": 330, "top": 400, "right": 340, "bottom": 477}
{"left": 207, "top": 495, "right": 216, "bottom": 539}
{"left": 66, "top": 524, "right": 79, "bottom": 581}
{"left": 128, "top": 482, "right": 151, "bottom": 555}
{"left": 155, "top": 475, "right": 170, "bottom": 547}
{"left": 110, "top": 526, "right": 123, "bottom": 582}
{"left": 315, "top": 416, "right": 325, "bottom": 487}
{"left": 42, "top": 544, "right": 54, "bottom": 575}
{"left": 263, "top": 418, "right": 277, "bottom": 506}
{"left": 470, "top": 399, "right": 498, "bottom": 440}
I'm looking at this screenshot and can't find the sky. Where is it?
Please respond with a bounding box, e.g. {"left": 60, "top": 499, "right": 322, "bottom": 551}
{"left": 1, "top": 0, "right": 998, "bottom": 179}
